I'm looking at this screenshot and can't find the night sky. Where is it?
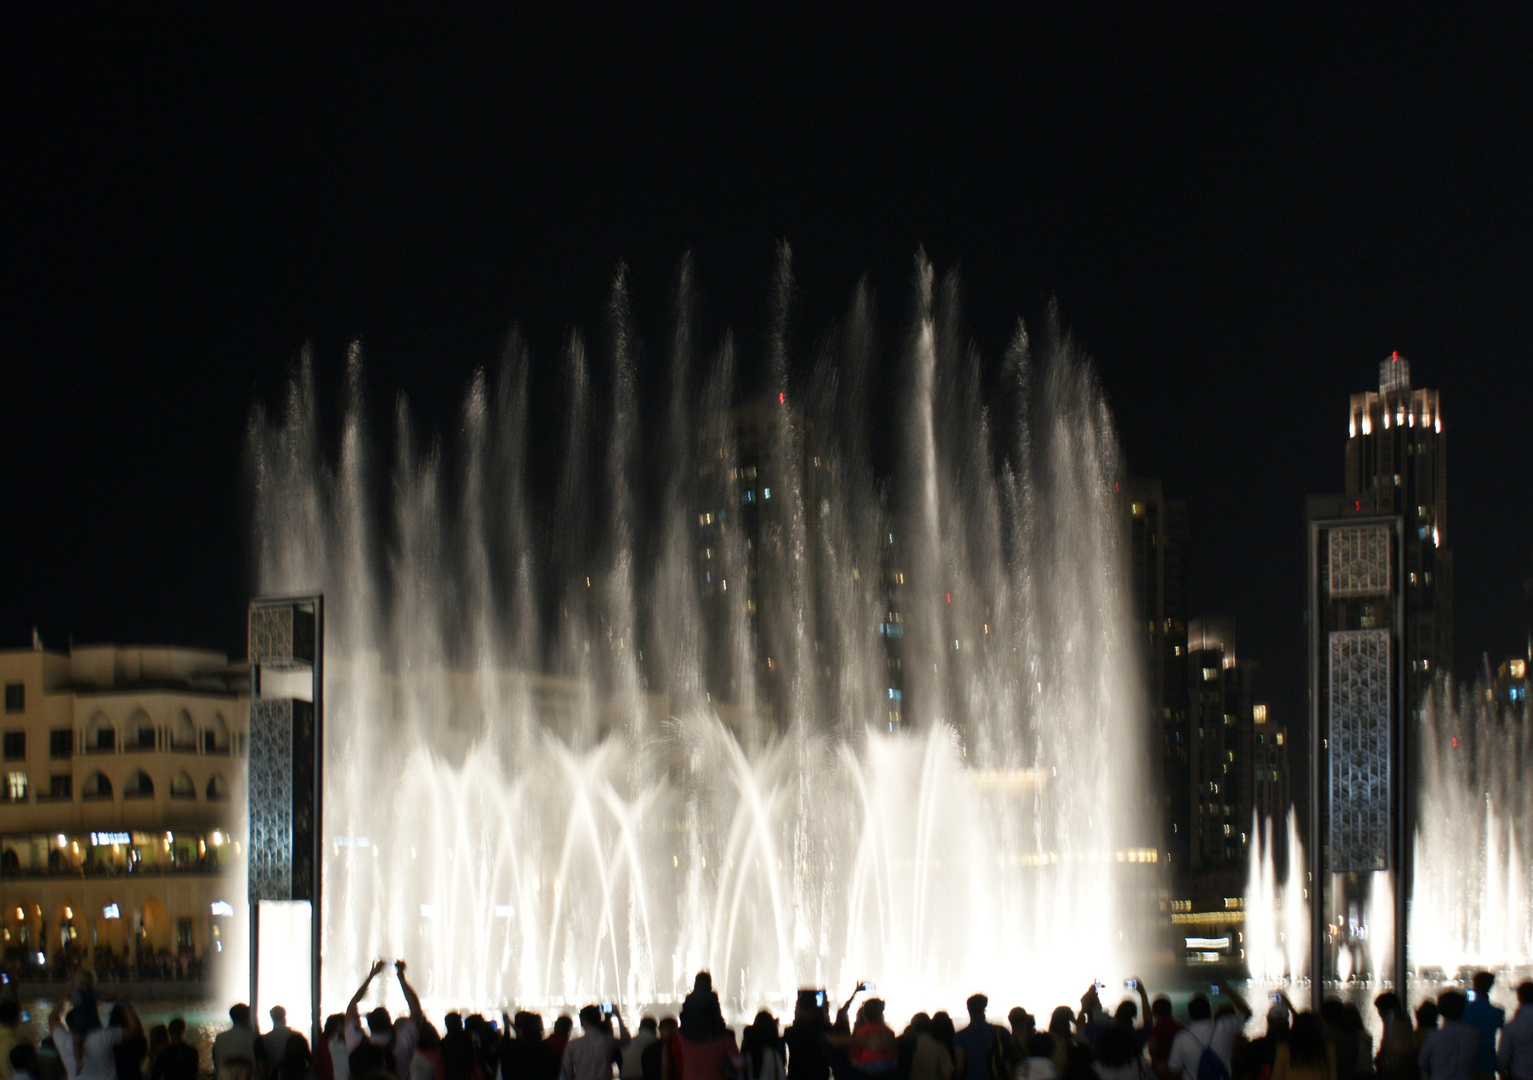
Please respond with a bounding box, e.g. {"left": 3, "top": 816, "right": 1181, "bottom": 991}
{"left": 5, "top": 8, "right": 1531, "bottom": 735}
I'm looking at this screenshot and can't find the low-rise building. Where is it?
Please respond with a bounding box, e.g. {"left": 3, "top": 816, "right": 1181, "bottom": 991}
{"left": 0, "top": 641, "right": 246, "bottom": 982}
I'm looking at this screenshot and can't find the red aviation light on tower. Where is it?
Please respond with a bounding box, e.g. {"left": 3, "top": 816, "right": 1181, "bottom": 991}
{"left": 778, "top": 391, "right": 785, "bottom": 404}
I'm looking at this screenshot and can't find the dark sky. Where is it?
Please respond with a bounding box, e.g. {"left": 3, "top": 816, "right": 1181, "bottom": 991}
{"left": 5, "top": 7, "right": 1531, "bottom": 733}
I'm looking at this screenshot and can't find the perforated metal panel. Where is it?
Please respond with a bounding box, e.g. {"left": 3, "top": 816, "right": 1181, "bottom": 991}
{"left": 249, "top": 606, "right": 316, "bottom": 668}
{"left": 1328, "top": 526, "right": 1391, "bottom": 597}
{"left": 1328, "top": 629, "right": 1392, "bottom": 871}
{"left": 248, "top": 698, "right": 316, "bottom": 901}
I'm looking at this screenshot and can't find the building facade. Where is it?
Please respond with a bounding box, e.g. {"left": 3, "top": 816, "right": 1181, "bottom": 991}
{"left": 1125, "top": 478, "right": 1191, "bottom": 871}
{"left": 1306, "top": 353, "right": 1449, "bottom": 986}
{"left": 0, "top": 642, "right": 246, "bottom": 982}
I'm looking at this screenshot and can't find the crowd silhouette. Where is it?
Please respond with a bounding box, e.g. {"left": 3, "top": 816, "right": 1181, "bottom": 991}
{"left": 2, "top": 965, "right": 1530, "bottom": 1080}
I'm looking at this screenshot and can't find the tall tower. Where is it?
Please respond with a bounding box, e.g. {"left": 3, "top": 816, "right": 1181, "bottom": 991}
{"left": 1342, "top": 352, "right": 1452, "bottom": 714}
{"left": 1125, "top": 478, "right": 1190, "bottom": 871}
{"left": 1306, "top": 353, "right": 1450, "bottom": 994}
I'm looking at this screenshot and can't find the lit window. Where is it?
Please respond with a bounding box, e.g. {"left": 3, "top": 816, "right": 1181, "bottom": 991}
{"left": 4, "top": 771, "right": 26, "bottom": 801}
{"left": 1253, "top": 705, "right": 1267, "bottom": 724}
{"left": 1202, "top": 668, "right": 1217, "bottom": 682}
{"left": 1276, "top": 732, "right": 1284, "bottom": 746}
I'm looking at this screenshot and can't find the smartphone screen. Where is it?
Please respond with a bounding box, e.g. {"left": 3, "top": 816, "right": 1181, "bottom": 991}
{"left": 815, "top": 991, "right": 826, "bottom": 1008}
{"left": 1270, "top": 993, "right": 1281, "bottom": 1003}
{"left": 1210, "top": 984, "right": 1220, "bottom": 996}
{"left": 1125, "top": 979, "right": 1137, "bottom": 989}
{"left": 1467, "top": 991, "right": 1477, "bottom": 1002}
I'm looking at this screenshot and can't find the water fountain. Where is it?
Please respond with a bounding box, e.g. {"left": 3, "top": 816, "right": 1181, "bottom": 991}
{"left": 1410, "top": 680, "right": 1532, "bottom": 975}
{"left": 247, "top": 253, "right": 1150, "bottom": 1020}
{"left": 1243, "top": 678, "right": 1531, "bottom": 998}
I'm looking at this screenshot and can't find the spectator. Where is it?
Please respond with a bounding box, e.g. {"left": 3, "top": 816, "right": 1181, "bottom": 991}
{"left": 320, "top": 1018, "right": 349, "bottom": 1080}
{"left": 1419, "top": 992, "right": 1477, "bottom": 1080}
{"left": 149, "top": 1020, "right": 198, "bottom": 1080}
{"left": 549, "top": 1021, "right": 575, "bottom": 1063}
{"left": 641, "top": 1019, "right": 677, "bottom": 1080}
{"left": 1273, "top": 1014, "right": 1335, "bottom": 1080}
{"left": 410, "top": 1027, "right": 442, "bottom": 1080}
{"left": 214, "top": 1007, "right": 262, "bottom": 1077}
{"left": 1463, "top": 975, "right": 1505, "bottom": 1080}
{"left": 904, "top": 1015, "right": 951, "bottom": 1080}
{"left": 740, "top": 1014, "right": 785, "bottom": 1080}
{"left": 1021, "top": 1033, "right": 1059, "bottom": 1080}
{"left": 1323, "top": 1001, "right": 1359, "bottom": 1080}
{"left": 1496, "top": 981, "right": 1533, "bottom": 1080}
{"left": 1147, "top": 1000, "right": 1182, "bottom": 1080}
{"left": 621, "top": 1020, "right": 658, "bottom": 1080}
{"left": 1345, "top": 1006, "right": 1375, "bottom": 1080}
{"left": 497, "top": 1013, "right": 560, "bottom": 1080}
{"left": 345, "top": 960, "right": 425, "bottom": 1079}
{"left": 848, "top": 1001, "right": 895, "bottom": 1078}
{"left": 277, "top": 1037, "right": 316, "bottom": 1080}
{"left": 562, "top": 1008, "right": 622, "bottom": 1080}
{"left": 674, "top": 983, "right": 737, "bottom": 1080}
{"left": 1373, "top": 995, "right": 1417, "bottom": 1080}
{"left": 1047, "top": 1009, "right": 1077, "bottom": 1072}
{"left": 785, "top": 995, "right": 831, "bottom": 1080}
{"left": 111, "top": 1004, "right": 149, "bottom": 1080}
{"left": 1242, "top": 1001, "right": 1292, "bottom": 1080}
{"left": 265, "top": 1011, "right": 297, "bottom": 1073}
{"left": 1166, "top": 989, "right": 1252, "bottom": 1080}
{"left": 953, "top": 996, "right": 1005, "bottom": 1080}
{"left": 77, "top": 1001, "right": 140, "bottom": 1080}
{"left": 1095, "top": 1025, "right": 1146, "bottom": 1080}
{"left": 440, "top": 1016, "right": 473, "bottom": 1080}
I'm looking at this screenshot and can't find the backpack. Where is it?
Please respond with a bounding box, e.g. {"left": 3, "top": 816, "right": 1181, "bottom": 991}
{"left": 1193, "top": 1031, "right": 1230, "bottom": 1080}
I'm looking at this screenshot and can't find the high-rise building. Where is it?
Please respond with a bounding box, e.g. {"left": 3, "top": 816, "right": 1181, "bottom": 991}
{"left": 1305, "top": 352, "right": 1450, "bottom": 987}
{"left": 1185, "top": 618, "right": 1275, "bottom": 875}
{"left": 1125, "top": 479, "right": 1191, "bottom": 869}
{"left": 1342, "top": 352, "right": 1452, "bottom": 711}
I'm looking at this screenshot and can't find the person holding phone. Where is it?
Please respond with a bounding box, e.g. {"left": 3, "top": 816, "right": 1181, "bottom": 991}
{"left": 785, "top": 992, "right": 832, "bottom": 1080}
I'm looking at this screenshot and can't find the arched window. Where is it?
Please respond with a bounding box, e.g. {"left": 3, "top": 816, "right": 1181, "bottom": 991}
{"left": 127, "top": 708, "right": 155, "bottom": 751}
{"left": 123, "top": 771, "right": 154, "bottom": 799}
{"left": 206, "top": 774, "right": 229, "bottom": 801}
{"left": 203, "top": 714, "right": 230, "bottom": 754}
{"left": 170, "top": 711, "right": 196, "bottom": 751}
{"left": 169, "top": 771, "right": 195, "bottom": 800}
{"left": 86, "top": 712, "right": 116, "bottom": 753}
{"left": 82, "top": 772, "right": 113, "bottom": 800}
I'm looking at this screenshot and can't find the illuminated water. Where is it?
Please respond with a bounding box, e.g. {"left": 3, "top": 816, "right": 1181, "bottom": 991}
{"left": 1242, "top": 680, "right": 1532, "bottom": 992}
{"left": 248, "top": 254, "right": 1147, "bottom": 1020}
{"left": 1411, "top": 681, "right": 1532, "bottom": 975}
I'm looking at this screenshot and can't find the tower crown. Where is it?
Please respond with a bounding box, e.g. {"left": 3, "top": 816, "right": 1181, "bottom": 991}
{"left": 1380, "top": 351, "right": 1410, "bottom": 393}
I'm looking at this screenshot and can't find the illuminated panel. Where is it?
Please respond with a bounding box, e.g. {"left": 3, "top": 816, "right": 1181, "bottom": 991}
{"left": 1328, "top": 629, "right": 1392, "bottom": 872}
{"left": 1328, "top": 525, "right": 1390, "bottom": 597}
{"left": 256, "top": 899, "right": 312, "bottom": 1036}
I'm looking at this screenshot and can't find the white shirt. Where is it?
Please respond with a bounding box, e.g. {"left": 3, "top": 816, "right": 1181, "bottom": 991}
{"left": 1167, "top": 1017, "right": 1242, "bottom": 1080}
{"left": 79, "top": 1028, "right": 125, "bottom": 1080}
{"left": 51, "top": 1026, "right": 78, "bottom": 1078}
{"left": 329, "top": 1035, "right": 352, "bottom": 1080}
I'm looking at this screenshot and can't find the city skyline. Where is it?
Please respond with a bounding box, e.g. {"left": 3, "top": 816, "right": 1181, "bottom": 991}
{"left": 5, "top": 8, "right": 1531, "bottom": 741}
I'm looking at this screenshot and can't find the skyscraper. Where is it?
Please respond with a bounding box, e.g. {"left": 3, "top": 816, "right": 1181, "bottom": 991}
{"left": 1305, "top": 353, "right": 1450, "bottom": 989}
{"left": 1125, "top": 479, "right": 1190, "bottom": 869}
{"left": 1343, "top": 352, "right": 1452, "bottom": 709}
